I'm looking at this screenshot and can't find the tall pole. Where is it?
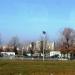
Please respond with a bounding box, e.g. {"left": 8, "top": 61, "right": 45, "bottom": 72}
{"left": 42, "top": 31, "right": 46, "bottom": 61}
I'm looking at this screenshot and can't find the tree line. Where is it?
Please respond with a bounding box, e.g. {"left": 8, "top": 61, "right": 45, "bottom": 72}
{"left": 0, "top": 27, "right": 75, "bottom": 58}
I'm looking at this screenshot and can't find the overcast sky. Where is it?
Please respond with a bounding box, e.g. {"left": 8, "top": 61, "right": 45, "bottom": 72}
{"left": 0, "top": 0, "right": 75, "bottom": 41}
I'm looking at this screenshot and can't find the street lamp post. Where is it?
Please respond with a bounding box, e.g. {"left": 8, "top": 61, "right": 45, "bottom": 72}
{"left": 42, "top": 31, "right": 46, "bottom": 61}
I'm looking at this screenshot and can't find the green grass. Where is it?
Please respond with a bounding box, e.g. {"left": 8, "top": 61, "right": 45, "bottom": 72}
{"left": 0, "top": 60, "right": 75, "bottom": 75}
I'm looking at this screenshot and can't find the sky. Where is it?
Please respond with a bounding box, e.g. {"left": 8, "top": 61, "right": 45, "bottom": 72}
{"left": 0, "top": 0, "right": 75, "bottom": 42}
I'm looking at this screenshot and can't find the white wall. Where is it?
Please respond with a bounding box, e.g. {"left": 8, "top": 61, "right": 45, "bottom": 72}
{"left": 50, "top": 51, "right": 61, "bottom": 57}
{"left": 1, "top": 52, "right": 15, "bottom": 56}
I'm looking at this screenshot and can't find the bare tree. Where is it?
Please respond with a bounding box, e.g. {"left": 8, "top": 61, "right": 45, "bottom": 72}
{"left": 9, "top": 36, "right": 20, "bottom": 54}
{"left": 58, "top": 28, "right": 75, "bottom": 59}
{"left": 0, "top": 34, "right": 3, "bottom": 52}
{"left": 40, "top": 40, "right": 43, "bottom": 53}
{"left": 28, "top": 42, "right": 35, "bottom": 56}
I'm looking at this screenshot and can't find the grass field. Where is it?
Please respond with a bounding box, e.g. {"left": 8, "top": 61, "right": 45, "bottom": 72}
{"left": 0, "top": 60, "right": 75, "bottom": 75}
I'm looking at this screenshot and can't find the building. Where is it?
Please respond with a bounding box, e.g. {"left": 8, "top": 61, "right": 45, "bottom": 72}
{"left": 47, "top": 41, "right": 55, "bottom": 51}
{"left": 35, "top": 41, "right": 40, "bottom": 51}
{"left": 1, "top": 52, "right": 15, "bottom": 57}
